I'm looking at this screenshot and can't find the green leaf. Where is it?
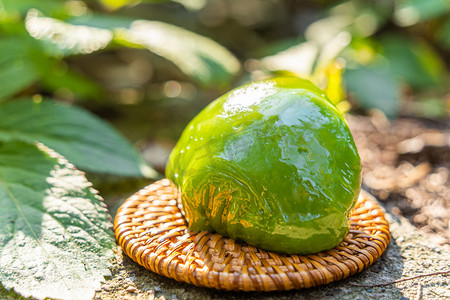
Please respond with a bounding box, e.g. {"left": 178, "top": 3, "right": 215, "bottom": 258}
{"left": 380, "top": 35, "right": 446, "bottom": 89}
{"left": 97, "top": 0, "right": 140, "bottom": 10}
{"left": 0, "top": 99, "right": 158, "bottom": 177}
{"left": 25, "top": 9, "right": 113, "bottom": 57}
{"left": 0, "top": 35, "right": 99, "bottom": 101}
{"left": 345, "top": 66, "right": 399, "bottom": 117}
{"left": 0, "top": 0, "right": 66, "bottom": 17}
{"left": 258, "top": 41, "right": 319, "bottom": 77}
{"left": 40, "top": 67, "right": 103, "bottom": 100}
{"left": 0, "top": 37, "right": 39, "bottom": 101}
{"left": 437, "top": 18, "right": 450, "bottom": 50}
{"left": 68, "top": 14, "right": 135, "bottom": 30}
{"left": 0, "top": 142, "right": 114, "bottom": 300}
{"left": 114, "top": 20, "right": 241, "bottom": 86}
{"left": 171, "top": 0, "right": 207, "bottom": 11}
{"left": 25, "top": 11, "right": 240, "bottom": 86}
{"left": 96, "top": 0, "right": 173, "bottom": 10}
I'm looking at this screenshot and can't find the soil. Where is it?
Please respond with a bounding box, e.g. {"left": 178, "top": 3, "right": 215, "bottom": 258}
{"left": 346, "top": 113, "right": 449, "bottom": 248}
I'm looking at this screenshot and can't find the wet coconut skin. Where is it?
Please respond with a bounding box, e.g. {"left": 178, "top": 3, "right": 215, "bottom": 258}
{"left": 166, "top": 77, "right": 362, "bottom": 255}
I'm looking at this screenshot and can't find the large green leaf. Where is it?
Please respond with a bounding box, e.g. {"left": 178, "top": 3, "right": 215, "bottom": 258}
{"left": 0, "top": 36, "right": 101, "bottom": 101}
{"left": 0, "top": 142, "right": 114, "bottom": 300}
{"left": 0, "top": 99, "right": 158, "bottom": 177}
{"left": 115, "top": 20, "right": 241, "bottom": 86}
{"left": 25, "top": 11, "right": 240, "bottom": 86}
{"left": 0, "top": 37, "right": 39, "bottom": 101}
{"left": 25, "top": 9, "right": 113, "bottom": 57}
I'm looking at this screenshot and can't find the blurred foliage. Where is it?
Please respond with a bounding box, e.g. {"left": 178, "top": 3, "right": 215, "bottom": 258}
{"left": 1, "top": 0, "right": 448, "bottom": 118}
{"left": 0, "top": 0, "right": 448, "bottom": 171}
{"left": 0, "top": 0, "right": 241, "bottom": 179}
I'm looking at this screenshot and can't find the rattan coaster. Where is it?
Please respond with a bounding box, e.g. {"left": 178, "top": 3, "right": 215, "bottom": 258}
{"left": 114, "top": 179, "right": 390, "bottom": 291}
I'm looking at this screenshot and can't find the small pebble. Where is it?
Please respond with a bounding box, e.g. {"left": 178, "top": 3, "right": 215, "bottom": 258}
{"left": 126, "top": 286, "right": 136, "bottom": 293}
{"left": 102, "top": 286, "right": 111, "bottom": 292}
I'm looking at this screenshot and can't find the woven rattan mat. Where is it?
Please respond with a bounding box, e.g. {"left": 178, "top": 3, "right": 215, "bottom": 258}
{"left": 114, "top": 179, "right": 391, "bottom": 291}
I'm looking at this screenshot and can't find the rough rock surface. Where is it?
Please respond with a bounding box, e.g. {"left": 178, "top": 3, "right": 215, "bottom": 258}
{"left": 93, "top": 210, "right": 449, "bottom": 300}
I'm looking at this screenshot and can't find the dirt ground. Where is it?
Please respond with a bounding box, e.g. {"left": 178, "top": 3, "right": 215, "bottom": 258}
{"left": 346, "top": 113, "right": 449, "bottom": 248}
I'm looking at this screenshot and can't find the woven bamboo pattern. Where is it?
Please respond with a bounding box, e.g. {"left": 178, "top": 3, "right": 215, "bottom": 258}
{"left": 114, "top": 179, "right": 391, "bottom": 291}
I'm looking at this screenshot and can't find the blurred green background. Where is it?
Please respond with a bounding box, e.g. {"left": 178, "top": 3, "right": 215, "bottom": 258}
{"left": 0, "top": 0, "right": 449, "bottom": 186}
